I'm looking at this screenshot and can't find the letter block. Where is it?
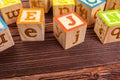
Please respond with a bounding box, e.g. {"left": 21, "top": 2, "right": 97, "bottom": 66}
{"left": 76, "top": 0, "right": 105, "bottom": 27}
{"left": 17, "top": 8, "right": 45, "bottom": 41}
{"left": 29, "top": 0, "right": 51, "bottom": 13}
{"left": 0, "top": 17, "right": 14, "bottom": 52}
{"left": 0, "top": 0, "right": 23, "bottom": 25}
{"left": 94, "top": 10, "right": 120, "bottom": 44}
{"left": 53, "top": 12, "right": 87, "bottom": 49}
{"left": 105, "top": 0, "right": 120, "bottom": 10}
{"left": 53, "top": 0, "right": 75, "bottom": 16}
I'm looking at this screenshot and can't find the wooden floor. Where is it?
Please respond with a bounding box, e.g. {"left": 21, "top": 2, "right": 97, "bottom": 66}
{"left": 0, "top": 0, "right": 120, "bottom": 80}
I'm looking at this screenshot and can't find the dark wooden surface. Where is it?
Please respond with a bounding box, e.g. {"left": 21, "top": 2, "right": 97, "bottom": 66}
{"left": 0, "top": 0, "right": 120, "bottom": 80}
{"left": 1, "top": 64, "right": 120, "bottom": 80}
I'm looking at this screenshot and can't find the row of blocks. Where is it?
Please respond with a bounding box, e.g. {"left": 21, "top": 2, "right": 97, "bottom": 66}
{"left": 0, "top": 0, "right": 120, "bottom": 26}
{"left": 0, "top": 0, "right": 120, "bottom": 52}
{"left": 1, "top": 9, "right": 120, "bottom": 51}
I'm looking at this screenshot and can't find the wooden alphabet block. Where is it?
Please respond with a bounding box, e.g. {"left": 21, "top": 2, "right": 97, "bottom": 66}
{"left": 0, "top": 0, "right": 23, "bottom": 25}
{"left": 105, "top": 0, "right": 120, "bottom": 10}
{"left": 76, "top": 0, "right": 105, "bottom": 27}
{"left": 29, "top": 0, "right": 51, "bottom": 13}
{"left": 94, "top": 10, "right": 120, "bottom": 44}
{"left": 53, "top": 12, "right": 87, "bottom": 49}
{"left": 17, "top": 8, "right": 45, "bottom": 41}
{"left": 0, "top": 17, "right": 14, "bottom": 52}
{"left": 53, "top": 0, "right": 75, "bottom": 16}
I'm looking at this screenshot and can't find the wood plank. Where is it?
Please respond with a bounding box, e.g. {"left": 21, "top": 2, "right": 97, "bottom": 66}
{"left": 1, "top": 64, "right": 120, "bottom": 80}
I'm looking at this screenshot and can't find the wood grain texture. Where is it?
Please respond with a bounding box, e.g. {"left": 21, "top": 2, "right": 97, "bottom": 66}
{"left": 2, "top": 64, "right": 120, "bottom": 80}
{"left": 0, "top": 0, "right": 120, "bottom": 79}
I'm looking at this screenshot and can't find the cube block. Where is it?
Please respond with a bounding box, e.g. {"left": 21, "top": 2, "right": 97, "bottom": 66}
{"left": 76, "top": 0, "right": 105, "bottom": 27}
{"left": 0, "top": 17, "right": 14, "bottom": 52}
{"left": 53, "top": 12, "right": 87, "bottom": 49}
{"left": 53, "top": 0, "right": 75, "bottom": 16}
{"left": 94, "top": 10, "right": 120, "bottom": 44}
{"left": 29, "top": 0, "right": 51, "bottom": 13}
{"left": 0, "top": 0, "right": 23, "bottom": 25}
{"left": 17, "top": 8, "right": 45, "bottom": 41}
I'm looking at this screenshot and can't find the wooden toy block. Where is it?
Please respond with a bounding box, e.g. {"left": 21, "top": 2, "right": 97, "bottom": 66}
{"left": 94, "top": 10, "right": 120, "bottom": 44}
{"left": 0, "top": 17, "right": 14, "bottom": 52}
{"left": 76, "top": 0, "right": 105, "bottom": 27}
{"left": 53, "top": 12, "right": 87, "bottom": 49}
{"left": 17, "top": 8, "right": 45, "bottom": 41}
{"left": 29, "top": 0, "right": 51, "bottom": 13}
{"left": 53, "top": 0, "right": 75, "bottom": 16}
{"left": 105, "top": 0, "right": 120, "bottom": 10}
{"left": 0, "top": 0, "right": 23, "bottom": 25}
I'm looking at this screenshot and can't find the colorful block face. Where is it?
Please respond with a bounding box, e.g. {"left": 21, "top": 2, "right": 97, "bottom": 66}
{"left": 78, "top": 0, "right": 105, "bottom": 8}
{"left": 54, "top": 12, "right": 87, "bottom": 32}
{"left": 0, "top": 17, "right": 8, "bottom": 31}
{"left": 0, "top": 0, "right": 21, "bottom": 9}
{"left": 17, "top": 8, "right": 44, "bottom": 24}
{"left": 53, "top": 0, "right": 75, "bottom": 6}
{"left": 98, "top": 10, "right": 120, "bottom": 27}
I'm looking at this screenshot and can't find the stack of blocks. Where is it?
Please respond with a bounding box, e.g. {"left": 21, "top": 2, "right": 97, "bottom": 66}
{"left": 0, "top": 17, "right": 14, "bottom": 52}
{"left": 53, "top": 0, "right": 75, "bottom": 16}
{"left": 0, "top": 0, "right": 23, "bottom": 25}
{"left": 53, "top": 12, "right": 87, "bottom": 49}
{"left": 17, "top": 8, "right": 45, "bottom": 41}
{"left": 94, "top": 10, "right": 120, "bottom": 44}
{"left": 76, "top": 0, "right": 105, "bottom": 27}
{"left": 29, "top": 0, "right": 52, "bottom": 13}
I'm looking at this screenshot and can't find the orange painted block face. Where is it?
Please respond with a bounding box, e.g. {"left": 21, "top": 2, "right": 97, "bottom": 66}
{"left": 17, "top": 8, "right": 44, "bottom": 24}
{"left": 54, "top": 12, "right": 87, "bottom": 32}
